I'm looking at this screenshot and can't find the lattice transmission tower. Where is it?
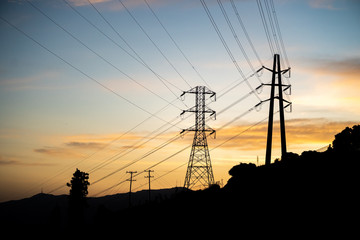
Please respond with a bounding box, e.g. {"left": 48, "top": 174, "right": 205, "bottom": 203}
{"left": 180, "top": 86, "right": 216, "bottom": 189}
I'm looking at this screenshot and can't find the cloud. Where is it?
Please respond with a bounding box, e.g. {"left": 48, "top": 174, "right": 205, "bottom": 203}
{"left": 65, "top": 141, "right": 105, "bottom": 149}
{"left": 0, "top": 71, "right": 61, "bottom": 91}
{"left": 33, "top": 132, "right": 147, "bottom": 161}
{"left": 34, "top": 146, "right": 83, "bottom": 158}
{"left": 311, "top": 57, "right": 360, "bottom": 79}
{"left": 308, "top": 0, "right": 340, "bottom": 10}
{"left": 68, "top": 0, "right": 112, "bottom": 7}
{"left": 67, "top": 0, "right": 180, "bottom": 10}
{"left": 298, "top": 56, "right": 360, "bottom": 110}
{"left": 0, "top": 155, "right": 55, "bottom": 166}
{"left": 0, "top": 159, "right": 17, "bottom": 165}
{"left": 215, "top": 118, "right": 358, "bottom": 152}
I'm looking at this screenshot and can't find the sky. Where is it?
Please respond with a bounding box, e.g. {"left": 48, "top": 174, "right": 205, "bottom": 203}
{"left": 0, "top": 0, "right": 359, "bottom": 202}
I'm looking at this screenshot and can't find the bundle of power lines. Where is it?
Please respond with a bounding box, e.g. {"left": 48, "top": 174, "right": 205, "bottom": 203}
{"left": 1, "top": 0, "right": 291, "bottom": 197}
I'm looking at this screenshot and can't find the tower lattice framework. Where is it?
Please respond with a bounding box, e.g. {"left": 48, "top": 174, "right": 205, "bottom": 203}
{"left": 180, "top": 86, "right": 216, "bottom": 189}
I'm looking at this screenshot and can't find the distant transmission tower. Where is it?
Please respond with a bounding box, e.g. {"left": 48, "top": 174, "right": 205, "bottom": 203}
{"left": 180, "top": 86, "right": 216, "bottom": 189}
{"left": 260, "top": 54, "right": 291, "bottom": 165}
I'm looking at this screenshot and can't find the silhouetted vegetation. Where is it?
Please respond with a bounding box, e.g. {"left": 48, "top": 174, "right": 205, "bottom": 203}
{"left": 109, "top": 124, "right": 359, "bottom": 230}
{"left": 0, "top": 125, "right": 358, "bottom": 232}
{"left": 66, "top": 168, "right": 90, "bottom": 227}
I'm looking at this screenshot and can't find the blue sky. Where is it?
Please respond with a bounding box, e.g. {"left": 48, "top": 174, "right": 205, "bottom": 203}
{"left": 0, "top": 0, "right": 359, "bottom": 201}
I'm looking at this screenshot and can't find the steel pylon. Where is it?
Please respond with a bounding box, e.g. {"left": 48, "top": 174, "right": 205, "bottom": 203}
{"left": 180, "top": 86, "right": 216, "bottom": 189}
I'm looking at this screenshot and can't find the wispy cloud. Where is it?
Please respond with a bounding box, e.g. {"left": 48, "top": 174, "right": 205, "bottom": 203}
{"left": 308, "top": 0, "right": 340, "bottom": 10}
{"left": 0, "top": 155, "right": 54, "bottom": 166}
{"left": 65, "top": 141, "right": 106, "bottom": 149}
{"left": 34, "top": 146, "right": 83, "bottom": 158}
{"left": 0, "top": 71, "right": 79, "bottom": 91}
{"left": 215, "top": 118, "right": 357, "bottom": 151}
{"left": 33, "top": 132, "right": 147, "bottom": 160}
{"left": 311, "top": 57, "right": 360, "bottom": 78}
{"left": 68, "top": 0, "right": 112, "bottom": 7}
{"left": 67, "top": 0, "right": 180, "bottom": 10}
{"left": 296, "top": 56, "right": 360, "bottom": 114}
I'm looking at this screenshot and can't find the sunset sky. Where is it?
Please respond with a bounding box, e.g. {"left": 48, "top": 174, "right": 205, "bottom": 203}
{"left": 0, "top": 0, "right": 359, "bottom": 202}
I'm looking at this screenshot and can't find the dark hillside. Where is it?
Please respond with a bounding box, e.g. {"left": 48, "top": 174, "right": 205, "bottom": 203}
{"left": 0, "top": 125, "right": 358, "bottom": 233}
{"left": 109, "top": 125, "right": 359, "bottom": 230}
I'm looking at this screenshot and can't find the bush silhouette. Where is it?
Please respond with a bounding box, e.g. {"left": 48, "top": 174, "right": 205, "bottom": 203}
{"left": 66, "top": 168, "right": 90, "bottom": 226}
{"left": 332, "top": 124, "right": 360, "bottom": 153}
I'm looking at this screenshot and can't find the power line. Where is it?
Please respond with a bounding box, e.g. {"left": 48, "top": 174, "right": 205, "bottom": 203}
{"left": 87, "top": 115, "right": 183, "bottom": 174}
{"left": 92, "top": 102, "right": 262, "bottom": 196}
{"left": 143, "top": 0, "right": 211, "bottom": 89}
{"left": 28, "top": 94, "right": 182, "bottom": 195}
{"left": 26, "top": 0, "right": 183, "bottom": 111}
{"left": 133, "top": 110, "right": 273, "bottom": 193}
{"left": 217, "top": 0, "right": 262, "bottom": 84}
{"left": 62, "top": 0, "right": 184, "bottom": 101}
{"left": 133, "top": 162, "right": 187, "bottom": 192}
{"left": 83, "top": 68, "right": 265, "bottom": 194}
{"left": 116, "top": 0, "right": 192, "bottom": 89}
{"left": 89, "top": 85, "right": 260, "bottom": 190}
{"left": 230, "top": 0, "right": 263, "bottom": 66}
{"left": 264, "top": 0, "right": 281, "bottom": 55}
{"left": 200, "top": 0, "right": 262, "bottom": 102}
{"left": 269, "top": 0, "right": 290, "bottom": 68}
{"left": 80, "top": 0, "right": 187, "bottom": 105}
{"left": 256, "top": 0, "right": 275, "bottom": 55}
{"left": 0, "top": 16, "right": 182, "bottom": 133}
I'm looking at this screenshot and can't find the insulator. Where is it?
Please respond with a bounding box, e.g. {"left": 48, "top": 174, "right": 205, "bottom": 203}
{"left": 284, "top": 85, "right": 291, "bottom": 95}
{"left": 180, "top": 92, "right": 186, "bottom": 101}
{"left": 256, "top": 84, "right": 264, "bottom": 94}
{"left": 256, "top": 67, "right": 264, "bottom": 77}
{"left": 285, "top": 103, "right": 292, "bottom": 113}
{"left": 255, "top": 102, "right": 263, "bottom": 112}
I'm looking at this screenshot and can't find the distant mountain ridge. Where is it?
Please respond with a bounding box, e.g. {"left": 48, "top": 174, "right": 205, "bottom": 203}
{"left": 0, "top": 187, "right": 185, "bottom": 226}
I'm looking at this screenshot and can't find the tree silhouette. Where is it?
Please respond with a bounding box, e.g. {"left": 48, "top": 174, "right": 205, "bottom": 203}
{"left": 332, "top": 124, "right": 360, "bottom": 153}
{"left": 66, "top": 168, "right": 90, "bottom": 226}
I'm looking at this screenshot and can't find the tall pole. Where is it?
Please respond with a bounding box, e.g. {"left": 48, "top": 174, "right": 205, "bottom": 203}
{"left": 265, "top": 54, "right": 277, "bottom": 166}
{"left": 264, "top": 54, "right": 291, "bottom": 165}
{"left": 277, "top": 55, "right": 287, "bottom": 157}
{"left": 144, "top": 170, "right": 154, "bottom": 202}
{"left": 126, "top": 171, "right": 137, "bottom": 207}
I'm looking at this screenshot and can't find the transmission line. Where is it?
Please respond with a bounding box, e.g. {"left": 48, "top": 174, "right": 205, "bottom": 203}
{"left": 62, "top": 0, "right": 184, "bottom": 101}
{"left": 200, "top": 0, "right": 262, "bottom": 102}
{"left": 89, "top": 84, "right": 262, "bottom": 190}
{"left": 26, "top": 0, "right": 183, "bottom": 111}
{"left": 82, "top": 0, "right": 188, "bottom": 105}
{"left": 0, "top": 15, "right": 185, "bottom": 140}
{"left": 256, "top": 0, "right": 275, "bottom": 55}
{"left": 269, "top": 0, "right": 290, "bottom": 68}
{"left": 116, "top": 0, "right": 192, "bottom": 89}
{"left": 230, "top": 0, "right": 263, "bottom": 66}
{"left": 143, "top": 0, "right": 211, "bottom": 89}
{"left": 217, "top": 0, "right": 262, "bottom": 84}
{"left": 92, "top": 101, "right": 264, "bottom": 196}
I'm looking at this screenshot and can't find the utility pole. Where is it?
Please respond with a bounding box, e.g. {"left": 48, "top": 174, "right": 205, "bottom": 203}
{"left": 260, "top": 54, "right": 291, "bottom": 165}
{"left": 144, "top": 170, "right": 154, "bottom": 202}
{"left": 126, "top": 171, "right": 137, "bottom": 207}
{"left": 180, "top": 86, "right": 216, "bottom": 189}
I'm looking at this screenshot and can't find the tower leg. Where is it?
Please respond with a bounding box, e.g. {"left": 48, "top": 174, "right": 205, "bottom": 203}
{"left": 265, "top": 54, "right": 277, "bottom": 166}
{"left": 277, "top": 54, "right": 287, "bottom": 158}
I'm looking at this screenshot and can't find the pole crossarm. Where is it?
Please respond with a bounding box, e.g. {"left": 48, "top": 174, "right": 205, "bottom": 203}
{"left": 262, "top": 66, "right": 291, "bottom": 74}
